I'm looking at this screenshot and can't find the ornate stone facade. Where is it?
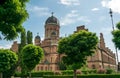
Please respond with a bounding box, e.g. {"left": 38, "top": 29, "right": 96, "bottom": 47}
{"left": 75, "top": 26, "right": 116, "bottom": 70}
{"left": 34, "top": 14, "right": 60, "bottom": 71}
{"left": 11, "top": 15, "right": 116, "bottom": 71}
{"left": 11, "top": 41, "right": 19, "bottom": 53}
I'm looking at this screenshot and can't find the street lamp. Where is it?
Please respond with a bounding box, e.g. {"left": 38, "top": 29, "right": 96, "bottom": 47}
{"left": 0, "top": 36, "right": 2, "bottom": 40}
{"left": 109, "top": 8, "right": 119, "bottom": 70}
{"left": 109, "top": 8, "right": 114, "bottom": 31}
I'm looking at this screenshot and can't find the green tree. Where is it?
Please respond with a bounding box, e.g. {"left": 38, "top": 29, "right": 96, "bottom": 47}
{"left": 19, "top": 29, "right": 27, "bottom": 78}
{"left": 0, "top": 0, "right": 29, "bottom": 40}
{"left": 0, "top": 49, "right": 18, "bottom": 78}
{"left": 58, "top": 30, "right": 98, "bottom": 78}
{"left": 22, "top": 44, "right": 44, "bottom": 78}
{"left": 3, "top": 29, "right": 27, "bottom": 78}
{"left": 58, "top": 61, "right": 67, "bottom": 70}
{"left": 27, "top": 30, "right": 33, "bottom": 44}
{"left": 19, "top": 29, "right": 27, "bottom": 52}
{"left": 112, "top": 22, "right": 120, "bottom": 49}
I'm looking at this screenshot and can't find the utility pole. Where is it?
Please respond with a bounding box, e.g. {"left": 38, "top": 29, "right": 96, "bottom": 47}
{"left": 109, "top": 8, "right": 119, "bottom": 71}
{"left": 0, "top": 35, "right": 2, "bottom": 40}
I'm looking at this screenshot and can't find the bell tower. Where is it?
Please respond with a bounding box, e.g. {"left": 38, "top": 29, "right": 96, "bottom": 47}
{"left": 39, "top": 13, "right": 60, "bottom": 71}
{"left": 45, "top": 12, "right": 60, "bottom": 40}
{"left": 34, "top": 33, "right": 41, "bottom": 46}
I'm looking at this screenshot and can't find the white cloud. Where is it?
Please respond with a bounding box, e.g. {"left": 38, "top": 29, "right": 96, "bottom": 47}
{"left": 91, "top": 8, "right": 99, "bottom": 11}
{"left": 59, "top": 0, "right": 80, "bottom": 6}
{"left": 27, "top": 5, "right": 49, "bottom": 17}
{"left": 60, "top": 10, "right": 90, "bottom": 26}
{"left": 99, "top": 16, "right": 106, "bottom": 22}
{"left": 77, "top": 16, "right": 91, "bottom": 23}
{"left": 0, "top": 44, "right": 11, "bottom": 49}
{"left": 100, "top": 27, "right": 112, "bottom": 35}
{"left": 101, "top": 0, "right": 120, "bottom": 13}
{"left": 101, "top": 0, "right": 108, "bottom": 7}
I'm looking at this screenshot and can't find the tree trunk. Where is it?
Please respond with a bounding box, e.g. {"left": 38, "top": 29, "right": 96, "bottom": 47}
{"left": 73, "top": 70, "right": 77, "bottom": 78}
{"left": 0, "top": 73, "right": 2, "bottom": 78}
{"left": 29, "top": 71, "right": 31, "bottom": 78}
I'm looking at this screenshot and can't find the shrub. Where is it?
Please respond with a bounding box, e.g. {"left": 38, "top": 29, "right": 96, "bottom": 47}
{"left": 32, "top": 71, "right": 54, "bottom": 77}
{"left": 54, "top": 71, "right": 62, "bottom": 75}
{"left": 14, "top": 72, "right": 28, "bottom": 77}
{"left": 106, "top": 69, "right": 113, "bottom": 74}
{"left": 92, "top": 69, "right": 97, "bottom": 74}
{"left": 81, "top": 70, "right": 88, "bottom": 74}
{"left": 14, "top": 72, "right": 22, "bottom": 77}
{"left": 76, "top": 70, "right": 82, "bottom": 74}
{"left": 15, "top": 73, "right": 120, "bottom": 78}
{"left": 14, "top": 71, "right": 54, "bottom": 77}
{"left": 97, "top": 68, "right": 106, "bottom": 74}
{"left": 61, "top": 70, "right": 73, "bottom": 75}
{"left": 88, "top": 69, "right": 97, "bottom": 74}
{"left": 43, "top": 74, "right": 120, "bottom": 78}
{"left": 44, "top": 75, "right": 73, "bottom": 78}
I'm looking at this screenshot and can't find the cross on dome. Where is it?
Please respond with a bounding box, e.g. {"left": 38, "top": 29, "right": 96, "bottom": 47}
{"left": 37, "top": 32, "right": 39, "bottom": 36}
{"left": 51, "top": 12, "right": 54, "bottom": 16}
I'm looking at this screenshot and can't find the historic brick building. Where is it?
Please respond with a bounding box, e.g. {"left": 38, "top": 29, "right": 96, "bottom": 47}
{"left": 34, "top": 14, "right": 60, "bottom": 71}
{"left": 11, "top": 14, "right": 116, "bottom": 71}
{"left": 74, "top": 26, "right": 116, "bottom": 70}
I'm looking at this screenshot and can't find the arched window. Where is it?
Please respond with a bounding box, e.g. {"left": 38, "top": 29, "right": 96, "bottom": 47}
{"left": 37, "top": 66, "right": 39, "bottom": 71}
{"left": 50, "top": 67, "right": 52, "bottom": 70}
{"left": 92, "top": 64, "right": 96, "bottom": 69}
{"left": 51, "top": 57, "right": 52, "bottom": 63}
{"left": 51, "top": 31, "right": 56, "bottom": 36}
{"left": 56, "top": 66, "right": 59, "bottom": 70}
{"left": 108, "top": 65, "right": 110, "bottom": 68}
{"left": 45, "top": 66, "right": 47, "bottom": 70}
{"left": 41, "top": 66, "right": 43, "bottom": 70}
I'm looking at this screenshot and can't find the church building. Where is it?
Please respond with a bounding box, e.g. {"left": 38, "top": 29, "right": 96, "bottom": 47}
{"left": 11, "top": 13, "right": 116, "bottom": 71}
{"left": 34, "top": 13, "right": 60, "bottom": 71}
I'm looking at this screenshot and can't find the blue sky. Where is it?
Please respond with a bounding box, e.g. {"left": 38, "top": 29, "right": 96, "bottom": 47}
{"left": 1, "top": 0, "right": 120, "bottom": 60}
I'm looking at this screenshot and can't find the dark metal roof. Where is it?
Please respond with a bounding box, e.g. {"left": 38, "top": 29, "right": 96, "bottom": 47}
{"left": 35, "top": 35, "right": 40, "bottom": 39}
{"left": 45, "top": 16, "right": 59, "bottom": 25}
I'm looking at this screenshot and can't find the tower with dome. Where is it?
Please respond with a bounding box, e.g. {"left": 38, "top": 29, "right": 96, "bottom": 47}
{"left": 11, "top": 13, "right": 116, "bottom": 72}
{"left": 34, "top": 13, "right": 60, "bottom": 71}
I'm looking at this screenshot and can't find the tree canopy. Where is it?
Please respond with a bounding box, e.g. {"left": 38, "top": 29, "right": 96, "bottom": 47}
{"left": 58, "top": 30, "right": 98, "bottom": 78}
{"left": 0, "top": 49, "right": 18, "bottom": 72}
{"left": 27, "top": 30, "right": 33, "bottom": 44}
{"left": 22, "top": 44, "right": 44, "bottom": 72}
{"left": 112, "top": 22, "right": 120, "bottom": 49}
{"left": 0, "top": 0, "right": 29, "bottom": 40}
{"left": 20, "top": 29, "right": 27, "bottom": 49}
{"left": 0, "top": 49, "right": 18, "bottom": 75}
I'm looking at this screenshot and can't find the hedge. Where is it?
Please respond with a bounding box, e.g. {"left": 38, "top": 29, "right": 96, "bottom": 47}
{"left": 61, "top": 70, "right": 73, "bottom": 75}
{"left": 32, "top": 71, "right": 54, "bottom": 77}
{"left": 14, "top": 71, "right": 54, "bottom": 77}
{"left": 43, "top": 74, "right": 120, "bottom": 78}
{"left": 15, "top": 71, "right": 119, "bottom": 78}
{"left": 15, "top": 73, "right": 120, "bottom": 78}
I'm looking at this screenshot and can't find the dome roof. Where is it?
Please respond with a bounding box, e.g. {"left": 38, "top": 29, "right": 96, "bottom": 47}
{"left": 35, "top": 35, "right": 40, "bottom": 39}
{"left": 35, "top": 33, "right": 41, "bottom": 40}
{"left": 45, "top": 14, "right": 59, "bottom": 25}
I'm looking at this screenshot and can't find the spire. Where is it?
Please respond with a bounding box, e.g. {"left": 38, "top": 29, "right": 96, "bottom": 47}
{"left": 100, "top": 33, "right": 105, "bottom": 49}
